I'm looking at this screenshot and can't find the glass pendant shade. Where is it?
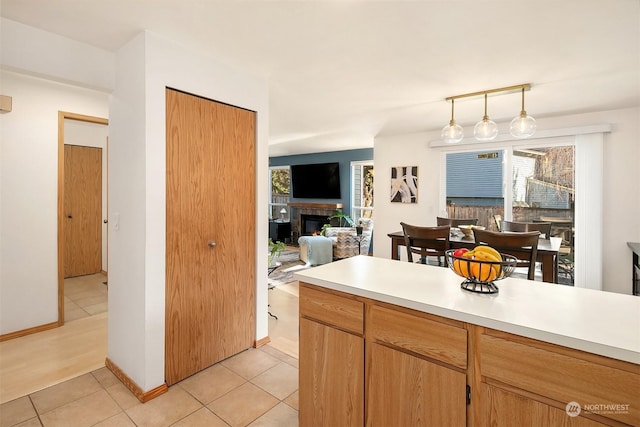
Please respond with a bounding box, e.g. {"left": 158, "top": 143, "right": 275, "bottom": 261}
{"left": 474, "top": 117, "right": 498, "bottom": 141}
{"left": 441, "top": 120, "right": 464, "bottom": 143}
{"left": 441, "top": 99, "right": 464, "bottom": 143}
{"left": 474, "top": 94, "right": 498, "bottom": 141}
{"left": 510, "top": 112, "right": 536, "bottom": 138}
{"left": 510, "top": 87, "right": 536, "bottom": 138}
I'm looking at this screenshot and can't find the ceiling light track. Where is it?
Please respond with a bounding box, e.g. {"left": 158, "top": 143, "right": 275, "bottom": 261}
{"left": 445, "top": 83, "right": 531, "bottom": 101}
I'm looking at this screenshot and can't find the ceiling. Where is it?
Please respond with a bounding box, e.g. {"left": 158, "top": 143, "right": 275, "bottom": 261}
{"left": 2, "top": 0, "right": 639, "bottom": 156}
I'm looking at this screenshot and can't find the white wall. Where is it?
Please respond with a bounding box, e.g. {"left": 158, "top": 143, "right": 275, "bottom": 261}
{"left": 108, "top": 31, "right": 269, "bottom": 391}
{"left": 64, "top": 119, "right": 109, "bottom": 271}
{"left": 107, "top": 32, "right": 149, "bottom": 390}
{"left": 373, "top": 107, "right": 640, "bottom": 295}
{"left": 0, "top": 71, "right": 109, "bottom": 334}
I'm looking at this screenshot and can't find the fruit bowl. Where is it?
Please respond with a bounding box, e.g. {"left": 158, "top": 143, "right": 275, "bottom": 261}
{"left": 457, "top": 225, "right": 485, "bottom": 239}
{"left": 445, "top": 249, "right": 518, "bottom": 294}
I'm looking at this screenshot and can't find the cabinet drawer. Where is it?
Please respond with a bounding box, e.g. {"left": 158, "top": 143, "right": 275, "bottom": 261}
{"left": 369, "top": 305, "right": 467, "bottom": 369}
{"left": 479, "top": 332, "right": 640, "bottom": 426}
{"left": 299, "top": 284, "right": 363, "bottom": 335}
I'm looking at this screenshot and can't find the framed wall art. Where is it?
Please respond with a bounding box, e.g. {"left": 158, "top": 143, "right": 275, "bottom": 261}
{"left": 390, "top": 166, "right": 418, "bottom": 203}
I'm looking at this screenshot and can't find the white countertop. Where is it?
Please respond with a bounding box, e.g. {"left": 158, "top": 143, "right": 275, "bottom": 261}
{"left": 294, "top": 256, "right": 640, "bottom": 364}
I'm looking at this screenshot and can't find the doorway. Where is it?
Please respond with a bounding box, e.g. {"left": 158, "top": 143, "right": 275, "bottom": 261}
{"left": 57, "top": 112, "right": 109, "bottom": 325}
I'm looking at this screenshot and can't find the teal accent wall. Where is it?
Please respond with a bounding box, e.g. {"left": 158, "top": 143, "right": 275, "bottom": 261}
{"left": 270, "top": 148, "right": 373, "bottom": 216}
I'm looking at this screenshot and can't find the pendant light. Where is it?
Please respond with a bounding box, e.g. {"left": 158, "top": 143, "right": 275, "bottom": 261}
{"left": 441, "top": 99, "right": 464, "bottom": 143}
{"left": 473, "top": 93, "right": 498, "bottom": 141}
{"left": 510, "top": 86, "right": 536, "bottom": 138}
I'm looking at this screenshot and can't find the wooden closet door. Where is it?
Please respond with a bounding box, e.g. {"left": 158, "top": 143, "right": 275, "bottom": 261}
{"left": 165, "top": 88, "right": 256, "bottom": 385}
{"left": 64, "top": 144, "right": 102, "bottom": 278}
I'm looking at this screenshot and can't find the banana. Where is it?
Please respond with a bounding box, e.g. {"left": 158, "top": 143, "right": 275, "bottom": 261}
{"left": 473, "top": 251, "right": 500, "bottom": 263}
{"left": 462, "top": 250, "right": 475, "bottom": 258}
{"left": 473, "top": 245, "right": 502, "bottom": 261}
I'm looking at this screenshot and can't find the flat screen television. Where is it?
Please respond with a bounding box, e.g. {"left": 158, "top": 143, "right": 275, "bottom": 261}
{"left": 291, "top": 162, "right": 341, "bottom": 199}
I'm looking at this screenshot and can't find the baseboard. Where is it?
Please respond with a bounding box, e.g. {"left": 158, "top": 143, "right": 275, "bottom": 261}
{"left": 105, "top": 357, "right": 168, "bottom": 403}
{"left": 0, "top": 321, "right": 59, "bottom": 342}
{"left": 254, "top": 336, "right": 271, "bottom": 348}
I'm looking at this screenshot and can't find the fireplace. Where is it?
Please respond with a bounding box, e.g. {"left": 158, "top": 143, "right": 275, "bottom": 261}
{"left": 287, "top": 202, "right": 343, "bottom": 243}
{"left": 301, "top": 214, "right": 327, "bottom": 236}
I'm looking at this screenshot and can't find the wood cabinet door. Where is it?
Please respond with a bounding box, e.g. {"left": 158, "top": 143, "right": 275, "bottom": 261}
{"left": 480, "top": 384, "right": 608, "bottom": 426}
{"left": 367, "top": 343, "right": 466, "bottom": 427}
{"left": 64, "top": 144, "right": 102, "bottom": 278}
{"left": 165, "top": 88, "right": 256, "bottom": 385}
{"left": 299, "top": 318, "right": 364, "bottom": 427}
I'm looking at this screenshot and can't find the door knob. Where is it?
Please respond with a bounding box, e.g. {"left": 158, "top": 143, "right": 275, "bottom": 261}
{"left": 208, "top": 241, "right": 217, "bottom": 248}
{"left": 67, "top": 215, "right": 72, "bottom": 219}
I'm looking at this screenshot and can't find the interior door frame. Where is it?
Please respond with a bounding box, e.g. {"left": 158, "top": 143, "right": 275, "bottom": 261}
{"left": 57, "top": 111, "right": 109, "bottom": 325}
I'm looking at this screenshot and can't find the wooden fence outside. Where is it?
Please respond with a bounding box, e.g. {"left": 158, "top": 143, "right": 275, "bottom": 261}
{"left": 446, "top": 205, "right": 574, "bottom": 233}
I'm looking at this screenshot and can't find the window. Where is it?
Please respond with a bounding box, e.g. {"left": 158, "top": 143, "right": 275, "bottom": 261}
{"left": 444, "top": 141, "right": 576, "bottom": 285}
{"left": 446, "top": 151, "right": 504, "bottom": 222}
{"left": 351, "top": 161, "right": 374, "bottom": 222}
{"left": 439, "top": 127, "right": 606, "bottom": 290}
{"left": 269, "top": 166, "right": 290, "bottom": 221}
{"left": 511, "top": 146, "right": 574, "bottom": 216}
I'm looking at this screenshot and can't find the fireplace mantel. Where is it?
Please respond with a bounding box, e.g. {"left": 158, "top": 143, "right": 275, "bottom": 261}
{"left": 287, "top": 202, "right": 343, "bottom": 209}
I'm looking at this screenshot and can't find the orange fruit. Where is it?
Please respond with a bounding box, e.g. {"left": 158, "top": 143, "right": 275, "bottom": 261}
{"left": 471, "top": 261, "right": 498, "bottom": 282}
{"left": 453, "top": 259, "right": 470, "bottom": 277}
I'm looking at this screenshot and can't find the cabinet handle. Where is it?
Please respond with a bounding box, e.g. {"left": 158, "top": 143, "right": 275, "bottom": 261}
{"left": 208, "top": 241, "right": 217, "bottom": 248}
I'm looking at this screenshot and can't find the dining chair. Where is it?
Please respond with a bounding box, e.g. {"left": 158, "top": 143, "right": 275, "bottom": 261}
{"left": 535, "top": 216, "right": 574, "bottom": 246}
{"left": 501, "top": 220, "right": 552, "bottom": 238}
{"left": 400, "top": 223, "right": 451, "bottom": 266}
{"left": 557, "top": 246, "right": 574, "bottom": 282}
{"left": 493, "top": 214, "right": 503, "bottom": 231}
{"left": 436, "top": 217, "right": 478, "bottom": 227}
{"left": 472, "top": 228, "right": 540, "bottom": 280}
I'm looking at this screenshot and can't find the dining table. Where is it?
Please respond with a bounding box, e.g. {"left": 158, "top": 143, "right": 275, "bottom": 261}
{"left": 387, "top": 231, "right": 563, "bottom": 283}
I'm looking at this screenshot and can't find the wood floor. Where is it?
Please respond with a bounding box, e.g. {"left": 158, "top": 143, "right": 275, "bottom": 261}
{"left": 0, "top": 312, "right": 107, "bottom": 404}
{"left": 0, "top": 277, "right": 300, "bottom": 405}
{"left": 267, "top": 282, "right": 300, "bottom": 359}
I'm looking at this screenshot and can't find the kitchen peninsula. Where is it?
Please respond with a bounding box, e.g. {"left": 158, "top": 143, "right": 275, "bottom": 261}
{"left": 294, "top": 256, "right": 640, "bottom": 426}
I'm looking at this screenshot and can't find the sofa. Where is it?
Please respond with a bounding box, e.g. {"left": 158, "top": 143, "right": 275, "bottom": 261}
{"left": 324, "top": 218, "right": 373, "bottom": 259}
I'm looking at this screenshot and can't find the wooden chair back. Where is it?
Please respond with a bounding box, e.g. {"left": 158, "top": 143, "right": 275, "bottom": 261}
{"left": 436, "top": 217, "right": 478, "bottom": 227}
{"left": 400, "top": 223, "right": 451, "bottom": 266}
{"left": 501, "top": 220, "right": 552, "bottom": 238}
{"left": 472, "top": 228, "right": 540, "bottom": 280}
{"left": 493, "top": 214, "right": 503, "bottom": 231}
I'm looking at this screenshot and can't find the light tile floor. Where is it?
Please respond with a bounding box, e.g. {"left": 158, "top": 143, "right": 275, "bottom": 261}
{"left": 2, "top": 281, "right": 301, "bottom": 427}
{"left": 64, "top": 273, "right": 108, "bottom": 322}
{"left": 1, "top": 345, "right": 299, "bottom": 427}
